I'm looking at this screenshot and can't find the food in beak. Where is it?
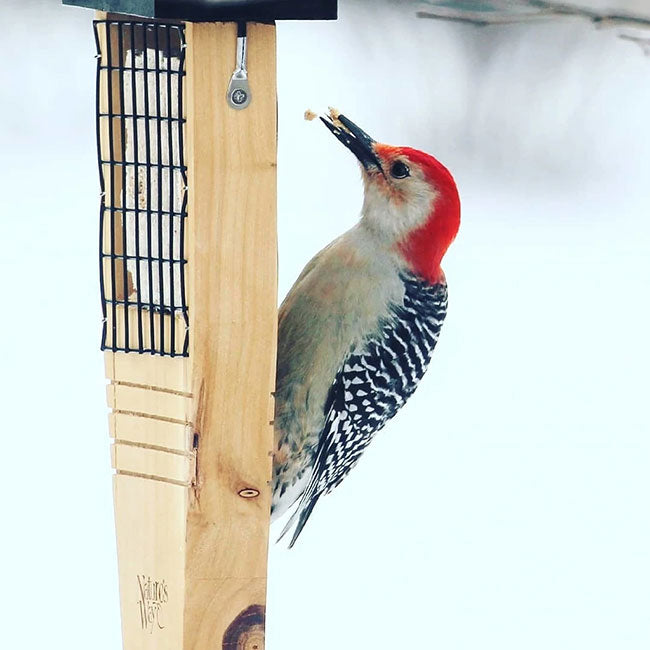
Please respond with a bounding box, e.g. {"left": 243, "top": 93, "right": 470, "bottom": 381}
{"left": 317, "top": 107, "right": 383, "bottom": 172}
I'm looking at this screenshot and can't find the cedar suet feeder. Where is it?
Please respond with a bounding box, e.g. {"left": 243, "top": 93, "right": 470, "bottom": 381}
{"left": 62, "top": 0, "right": 336, "bottom": 648}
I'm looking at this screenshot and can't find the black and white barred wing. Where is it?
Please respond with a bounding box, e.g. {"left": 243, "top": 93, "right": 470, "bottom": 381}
{"left": 281, "top": 279, "right": 448, "bottom": 547}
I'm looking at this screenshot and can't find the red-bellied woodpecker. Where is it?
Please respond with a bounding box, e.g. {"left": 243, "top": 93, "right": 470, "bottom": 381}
{"left": 272, "top": 111, "right": 460, "bottom": 547}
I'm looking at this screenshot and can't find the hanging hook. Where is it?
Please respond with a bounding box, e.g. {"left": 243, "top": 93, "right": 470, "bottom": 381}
{"left": 226, "top": 22, "right": 252, "bottom": 110}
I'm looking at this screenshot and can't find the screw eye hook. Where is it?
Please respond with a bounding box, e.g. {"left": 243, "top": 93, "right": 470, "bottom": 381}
{"left": 226, "top": 22, "right": 251, "bottom": 110}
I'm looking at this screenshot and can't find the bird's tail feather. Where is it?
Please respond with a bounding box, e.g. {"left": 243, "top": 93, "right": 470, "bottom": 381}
{"left": 277, "top": 443, "right": 328, "bottom": 547}
{"left": 287, "top": 495, "right": 320, "bottom": 549}
{"left": 276, "top": 504, "right": 301, "bottom": 543}
{"left": 276, "top": 492, "right": 320, "bottom": 548}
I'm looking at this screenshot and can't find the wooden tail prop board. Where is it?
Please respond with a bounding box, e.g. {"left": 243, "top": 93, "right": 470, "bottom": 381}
{"left": 97, "top": 14, "right": 277, "bottom": 649}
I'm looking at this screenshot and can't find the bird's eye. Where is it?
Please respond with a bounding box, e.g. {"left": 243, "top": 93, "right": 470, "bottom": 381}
{"left": 390, "top": 161, "right": 410, "bottom": 179}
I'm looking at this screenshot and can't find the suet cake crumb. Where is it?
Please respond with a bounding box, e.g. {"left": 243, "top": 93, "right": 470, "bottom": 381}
{"left": 328, "top": 106, "right": 343, "bottom": 128}
{"left": 304, "top": 109, "right": 317, "bottom": 121}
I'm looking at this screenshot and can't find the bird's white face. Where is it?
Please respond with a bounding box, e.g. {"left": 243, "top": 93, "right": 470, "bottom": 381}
{"left": 320, "top": 111, "right": 460, "bottom": 281}
{"left": 360, "top": 145, "right": 439, "bottom": 245}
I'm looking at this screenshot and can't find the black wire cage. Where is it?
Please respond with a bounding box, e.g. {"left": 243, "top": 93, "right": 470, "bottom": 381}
{"left": 77, "top": 0, "right": 337, "bottom": 359}
{"left": 95, "top": 19, "right": 189, "bottom": 356}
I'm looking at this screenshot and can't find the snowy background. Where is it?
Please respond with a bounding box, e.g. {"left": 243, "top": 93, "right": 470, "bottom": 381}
{"left": 1, "top": 0, "right": 649, "bottom": 648}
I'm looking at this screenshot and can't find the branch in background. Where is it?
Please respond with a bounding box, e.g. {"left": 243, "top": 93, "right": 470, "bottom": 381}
{"left": 417, "top": 1, "right": 650, "bottom": 29}
{"left": 618, "top": 33, "right": 650, "bottom": 55}
{"left": 416, "top": 1, "right": 650, "bottom": 55}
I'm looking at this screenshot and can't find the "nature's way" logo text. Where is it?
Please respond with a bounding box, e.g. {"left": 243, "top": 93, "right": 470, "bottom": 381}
{"left": 137, "top": 575, "right": 168, "bottom": 633}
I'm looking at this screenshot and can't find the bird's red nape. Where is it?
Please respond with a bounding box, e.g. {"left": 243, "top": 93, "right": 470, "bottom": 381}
{"left": 390, "top": 146, "right": 460, "bottom": 285}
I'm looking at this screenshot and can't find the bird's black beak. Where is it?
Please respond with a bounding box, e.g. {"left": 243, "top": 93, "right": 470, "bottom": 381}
{"left": 320, "top": 112, "right": 384, "bottom": 173}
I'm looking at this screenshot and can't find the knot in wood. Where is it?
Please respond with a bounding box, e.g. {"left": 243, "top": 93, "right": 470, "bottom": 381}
{"left": 238, "top": 488, "right": 260, "bottom": 499}
{"left": 223, "top": 604, "right": 265, "bottom": 650}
